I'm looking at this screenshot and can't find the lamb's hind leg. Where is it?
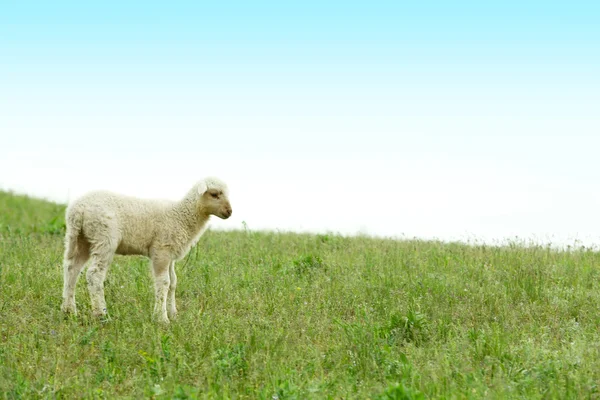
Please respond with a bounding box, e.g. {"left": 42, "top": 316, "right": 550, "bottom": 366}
{"left": 84, "top": 220, "right": 118, "bottom": 319}
{"left": 86, "top": 250, "right": 114, "bottom": 318}
{"left": 61, "top": 236, "right": 90, "bottom": 314}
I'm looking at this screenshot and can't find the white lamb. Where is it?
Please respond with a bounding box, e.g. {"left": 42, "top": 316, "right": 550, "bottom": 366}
{"left": 60, "top": 177, "right": 232, "bottom": 324}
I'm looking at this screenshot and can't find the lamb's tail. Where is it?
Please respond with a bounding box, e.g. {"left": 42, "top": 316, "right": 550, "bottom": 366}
{"left": 63, "top": 204, "right": 84, "bottom": 261}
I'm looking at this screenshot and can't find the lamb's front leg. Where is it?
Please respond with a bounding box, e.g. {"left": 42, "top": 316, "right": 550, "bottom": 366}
{"left": 167, "top": 261, "right": 178, "bottom": 319}
{"left": 151, "top": 254, "right": 171, "bottom": 324}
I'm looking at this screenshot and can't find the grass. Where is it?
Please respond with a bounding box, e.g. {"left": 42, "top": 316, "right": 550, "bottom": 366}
{"left": 1, "top": 190, "right": 600, "bottom": 399}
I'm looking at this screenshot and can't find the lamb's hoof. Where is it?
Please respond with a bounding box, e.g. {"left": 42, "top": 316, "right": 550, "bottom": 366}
{"left": 94, "top": 311, "right": 111, "bottom": 324}
{"left": 153, "top": 313, "right": 170, "bottom": 325}
{"left": 61, "top": 302, "right": 77, "bottom": 315}
{"left": 92, "top": 308, "right": 108, "bottom": 320}
{"left": 168, "top": 309, "right": 178, "bottom": 320}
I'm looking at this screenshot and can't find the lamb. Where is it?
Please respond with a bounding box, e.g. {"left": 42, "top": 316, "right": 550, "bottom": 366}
{"left": 60, "top": 177, "right": 232, "bottom": 324}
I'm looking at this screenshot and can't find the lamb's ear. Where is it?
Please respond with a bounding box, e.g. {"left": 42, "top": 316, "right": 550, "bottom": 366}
{"left": 197, "top": 181, "right": 208, "bottom": 196}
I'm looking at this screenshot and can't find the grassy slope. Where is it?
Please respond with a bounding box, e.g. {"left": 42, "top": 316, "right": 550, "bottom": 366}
{"left": 1, "top": 190, "right": 600, "bottom": 399}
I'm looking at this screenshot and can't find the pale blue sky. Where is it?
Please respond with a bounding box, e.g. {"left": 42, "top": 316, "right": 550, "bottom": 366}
{"left": 1, "top": 1, "right": 599, "bottom": 245}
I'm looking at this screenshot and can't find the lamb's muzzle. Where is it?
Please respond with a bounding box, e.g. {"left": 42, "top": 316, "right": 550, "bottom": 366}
{"left": 222, "top": 204, "right": 232, "bottom": 219}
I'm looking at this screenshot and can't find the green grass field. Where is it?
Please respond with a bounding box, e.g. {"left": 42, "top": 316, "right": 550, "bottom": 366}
{"left": 1, "top": 190, "right": 600, "bottom": 399}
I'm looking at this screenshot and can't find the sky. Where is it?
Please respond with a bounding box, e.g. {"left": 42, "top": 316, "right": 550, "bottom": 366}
{"left": 1, "top": 1, "right": 599, "bottom": 246}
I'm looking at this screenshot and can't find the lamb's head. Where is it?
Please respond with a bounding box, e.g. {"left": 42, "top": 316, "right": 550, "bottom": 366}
{"left": 197, "top": 177, "right": 232, "bottom": 219}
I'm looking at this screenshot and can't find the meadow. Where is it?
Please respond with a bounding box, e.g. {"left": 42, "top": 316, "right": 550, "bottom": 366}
{"left": 1, "top": 190, "right": 600, "bottom": 399}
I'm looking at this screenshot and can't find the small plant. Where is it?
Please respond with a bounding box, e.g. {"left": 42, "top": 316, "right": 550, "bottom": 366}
{"left": 383, "top": 310, "right": 430, "bottom": 345}
{"left": 138, "top": 350, "right": 160, "bottom": 380}
{"left": 212, "top": 343, "right": 248, "bottom": 377}
{"left": 42, "top": 215, "right": 66, "bottom": 235}
{"left": 271, "top": 379, "right": 302, "bottom": 400}
{"left": 160, "top": 334, "right": 172, "bottom": 362}
{"left": 317, "top": 234, "right": 331, "bottom": 243}
{"left": 375, "top": 382, "right": 425, "bottom": 400}
{"left": 385, "top": 353, "right": 413, "bottom": 380}
{"left": 291, "top": 254, "right": 325, "bottom": 276}
{"left": 78, "top": 328, "right": 98, "bottom": 346}
{"left": 101, "top": 339, "right": 116, "bottom": 364}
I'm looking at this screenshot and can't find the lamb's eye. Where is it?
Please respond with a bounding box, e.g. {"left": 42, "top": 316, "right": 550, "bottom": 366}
{"left": 210, "top": 192, "right": 219, "bottom": 198}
